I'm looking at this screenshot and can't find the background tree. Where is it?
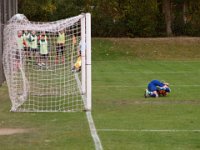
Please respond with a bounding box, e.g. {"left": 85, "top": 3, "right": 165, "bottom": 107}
{"left": 18, "top": 0, "right": 200, "bottom": 37}
{"left": 18, "top": 0, "right": 56, "bottom": 21}
{"left": 162, "top": 0, "right": 173, "bottom": 36}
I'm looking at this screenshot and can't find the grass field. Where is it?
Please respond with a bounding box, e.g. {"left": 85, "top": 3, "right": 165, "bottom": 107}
{"left": 1, "top": 37, "right": 200, "bottom": 150}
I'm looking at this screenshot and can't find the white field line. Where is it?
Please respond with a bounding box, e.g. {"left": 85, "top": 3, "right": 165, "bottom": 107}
{"left": 86, "top": 111, "right": 103, "bottom": 150}
{"left": 97, "top": 129, "right": 200, "bottom": 132}
{"left": 93, "top": 85, "right": 200, "bottom": 88}
{"left": 93, "top": 60, "right": 200, "bottom": 63}
{"left": 94, "top": 71, "right": 200, "bottom": 74}
{"left": 74, "top": 74, "right": 103, "bottom": 149}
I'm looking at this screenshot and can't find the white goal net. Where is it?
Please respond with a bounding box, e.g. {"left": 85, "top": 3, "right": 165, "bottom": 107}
{"left": 3, "top": 13, "right": 91, "bottom": 112}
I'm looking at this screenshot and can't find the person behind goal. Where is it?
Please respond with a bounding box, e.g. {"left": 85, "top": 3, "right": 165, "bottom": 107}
{"left": 55, "top": 30, "right": 66, "bottom": 64}
{"left": 23, "top": 30, "right": 31, "bottom": 60}
{"left": 29, "top": 30, "right": 39, "bottom": 64}
{"left": 15, "top": 30, "right": 26, "bottom": 71}
{"left": 38, "top": 34, "right": 48, "bottom": 67}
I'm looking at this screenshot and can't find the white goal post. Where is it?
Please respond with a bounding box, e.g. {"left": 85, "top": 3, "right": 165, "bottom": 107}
{"left": 3, "top": 13, "right": 91, "bottom": 112}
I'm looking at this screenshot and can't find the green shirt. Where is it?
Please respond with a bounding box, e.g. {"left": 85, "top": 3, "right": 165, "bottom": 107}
{"left": 17, "top": 36, "right": 24, "bottom": 50}
{"left": 39, "top": 39, "right": 48, "bottom": 54}
{"left": 30, "top": 34, "right": 38, "bottom": 49}
{"left": 23, "top": 33, "right": 31, "bottom": 47}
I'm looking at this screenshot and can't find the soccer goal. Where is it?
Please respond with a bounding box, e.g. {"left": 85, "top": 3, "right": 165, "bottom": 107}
{"left": 3, "top": 13, "right": 91, "bottom": 112}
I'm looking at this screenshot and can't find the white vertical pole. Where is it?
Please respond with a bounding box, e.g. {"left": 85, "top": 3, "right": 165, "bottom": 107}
{"left": 0, "top": 0, "right": 2, "bottom": 86}
{"left": 81, "top": 16, "right": 86, "bottom": 95}
{"left": 86, "top": 13, "right": 91, "bottom": 110}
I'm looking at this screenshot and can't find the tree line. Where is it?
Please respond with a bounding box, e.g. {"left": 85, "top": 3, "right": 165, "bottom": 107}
{"left": 18, "top": 0, "right": 200, "bottom": 37}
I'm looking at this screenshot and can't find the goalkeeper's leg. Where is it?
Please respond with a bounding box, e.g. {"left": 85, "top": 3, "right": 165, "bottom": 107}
{"left": 145, "top": 85, "right": 159, "bottom": 98}
{"left": 144, "top": 89, "right": 158, "bottom": 98}
{"left": 61, "top": 49, "right": 65, "bottom": 64}
{"left": 55, "top": 44, "right": 60, "bottom": 64}
{"left": 149, "top": 91, "right": 158, "bottom": 97}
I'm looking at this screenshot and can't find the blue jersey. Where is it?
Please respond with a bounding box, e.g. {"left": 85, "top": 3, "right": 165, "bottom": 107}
{"left": 148, "top": 80, "right": 164, "bottom": 92}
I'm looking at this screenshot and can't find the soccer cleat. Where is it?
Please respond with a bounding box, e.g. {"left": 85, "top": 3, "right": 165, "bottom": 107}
{"left": 37, "top": 63, "right": 42, "bottom": 67}
{"left": 144, "top": 89, "right": 149, "bottom": 98}
{"left": 71, "top": 67, "right": 76, "bottom": 73}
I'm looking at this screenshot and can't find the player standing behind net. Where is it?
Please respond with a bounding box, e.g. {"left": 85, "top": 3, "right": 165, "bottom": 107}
{"left": 55, "top": 30, "right": 66, "bottom": 64}
{"left": 38, "top": 34, "right": 48, "bottom": 67}
{"left": 23, "top": 30, "right": 31, "bottom": 60}
{"left": 29, "top": 31, "right": 39, "bottom": 64}
{"left": 144, "top": 80, "right": 171, "bottom": 98}
{"left": 39, "top": 31, "right": 47, "bottom": 40}
{"left": 15, "top": 30, "right": 26, "bottom": 71}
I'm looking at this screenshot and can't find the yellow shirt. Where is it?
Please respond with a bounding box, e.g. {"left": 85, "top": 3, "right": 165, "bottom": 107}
{"left": 57, "top": 33, "right": 65, "bottom": 44}
{"left": 75, "top": 56, "right": 81, "bottom": 69}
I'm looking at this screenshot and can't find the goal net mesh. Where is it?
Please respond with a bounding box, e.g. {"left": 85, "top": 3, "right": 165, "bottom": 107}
{"left": 3, "top": 14, "right": 88, "bottom": 112}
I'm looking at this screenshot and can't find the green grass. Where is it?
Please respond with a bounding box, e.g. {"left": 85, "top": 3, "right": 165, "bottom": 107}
{"left": 92, "top": 38, "right": 200, "bottom": 150}
{"left": 0, "top": 86, "right": 94, "bottom": 150}
{"left": 1, "top": 37, "right": 200, "bottom": 149}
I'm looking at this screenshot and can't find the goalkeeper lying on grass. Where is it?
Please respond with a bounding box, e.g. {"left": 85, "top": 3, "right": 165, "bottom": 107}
{"left": 144, "top": 80, "right": 171, "bottom": 98}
